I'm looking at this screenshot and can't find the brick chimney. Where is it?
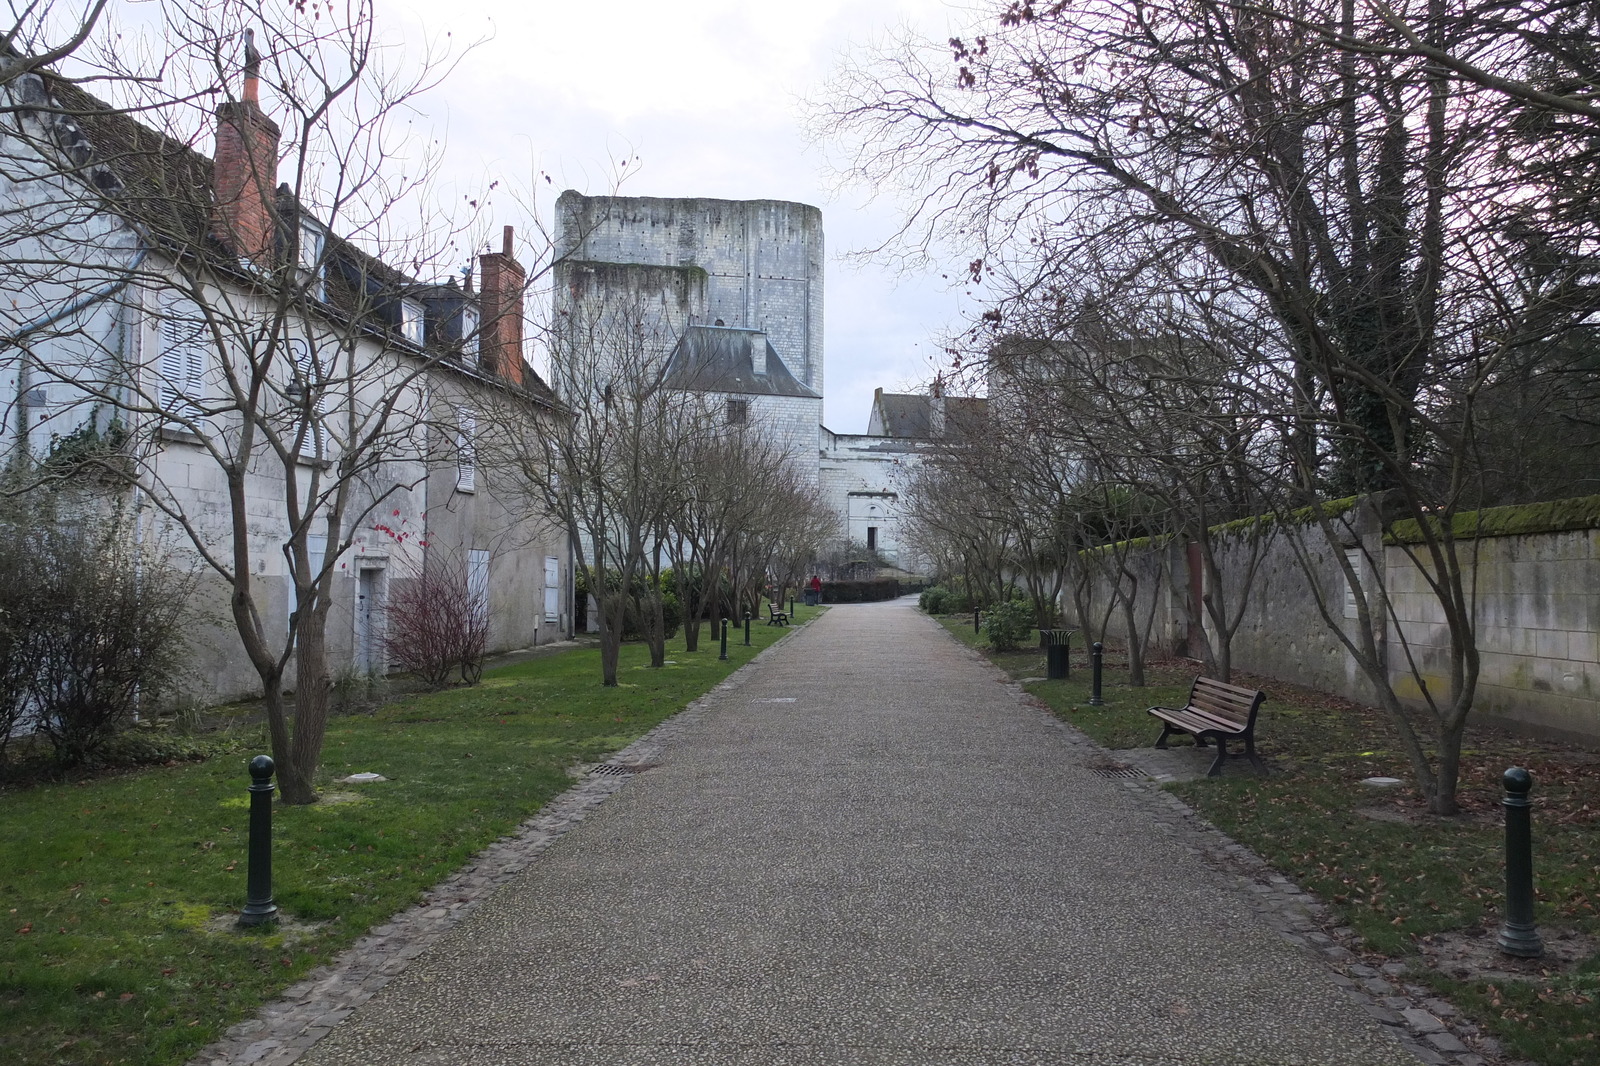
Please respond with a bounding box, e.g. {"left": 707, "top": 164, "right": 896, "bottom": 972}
{"left": 210, "top": 30, "right": 280, "bottom": 263}
{"left": 478, "top": 225, "right": 526, "bottom": 386}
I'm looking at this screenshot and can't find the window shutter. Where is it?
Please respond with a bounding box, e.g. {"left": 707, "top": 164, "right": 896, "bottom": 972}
{"left": 543, "top": 556, "right": 560, "bottom": 623}
{"left": 290, "top": 339, "right": 329, "bottom": 459}
{"left": 456, "top": 407, "right": 476, "bottom": 492}
{"left": 159, "top": 300, "right": 207, "bottom": 416}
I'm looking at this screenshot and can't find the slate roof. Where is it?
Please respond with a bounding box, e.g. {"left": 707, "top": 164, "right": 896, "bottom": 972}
{"left": 869, "top": 391, "right": 987, "bottom": 440}
{"left": 662, "top": 325, "right": 820, "bottom": 399}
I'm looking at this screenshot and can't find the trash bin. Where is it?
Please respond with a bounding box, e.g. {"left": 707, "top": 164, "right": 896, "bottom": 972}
{"left": 1039, "top": 629, "right": 1073, "bottom": 680}
{"left": 803, "top": 588, "right": 821, "bottom": 606}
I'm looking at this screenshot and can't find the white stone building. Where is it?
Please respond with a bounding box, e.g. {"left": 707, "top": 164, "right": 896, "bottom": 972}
{"left": 820, "top": 389, "right": 988, "bottom": 573}
{"left": 0, "top": 54, "right": 571, "bottom": 702}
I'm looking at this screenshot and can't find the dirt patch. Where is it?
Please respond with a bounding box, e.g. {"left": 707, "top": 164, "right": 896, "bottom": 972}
{"left": 1415, "top": 925, "right": 1600, "bottom": 983}
{"left": 1355, "top": 804, "right": 1497, "bottom": 827}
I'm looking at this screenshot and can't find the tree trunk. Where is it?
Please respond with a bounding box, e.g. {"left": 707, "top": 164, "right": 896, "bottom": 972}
{"left": 598, "top": 586, "right": 633, "bottom": 687}
{"left": 1118, "top": 579, "right": 1146, "bottom": 687}
{"left": 647, "top": 590, "right": 666, "bottom": 668}
{"left": 279, "top": 609, "right": 333, "bottom": 804}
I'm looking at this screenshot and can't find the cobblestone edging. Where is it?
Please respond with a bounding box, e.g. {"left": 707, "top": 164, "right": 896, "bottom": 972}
{"left": 187, "top": 632, "right": 792, "bottom": 1066}
{"left": 990, "top": 666, "right": 1526, "bottom": 1066}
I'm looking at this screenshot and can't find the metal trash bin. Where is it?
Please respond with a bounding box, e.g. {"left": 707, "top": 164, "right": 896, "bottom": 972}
{"left": 804, "top": 588, "right": 821, "bottom": 606}
{"left": 1039, "top": 629, "right": 1074, "bottom": 680}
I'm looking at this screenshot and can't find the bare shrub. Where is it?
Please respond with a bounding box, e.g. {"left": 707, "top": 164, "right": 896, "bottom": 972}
{"left": 383, "top": 556, "right": 488, "bottom": 689}
{"left": 0, "top": 492, "right": 195, "bottom": 770}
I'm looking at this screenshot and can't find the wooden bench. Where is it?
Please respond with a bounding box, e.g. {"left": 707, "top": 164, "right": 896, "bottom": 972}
{"left": 1148, "top": 677, "right": 1268, "bottom": 777}
{"left": 766, "top": 602, "right": 789, "bottom": 626}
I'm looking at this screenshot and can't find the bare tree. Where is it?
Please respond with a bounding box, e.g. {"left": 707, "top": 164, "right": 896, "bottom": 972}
{"left": 1, "top": 0, "right": 495, "bottom": 803}
{"left": 818, "top": 0, "right": 1600, "bottom": 812}
{"left": 498, "top": 288, "right": 691, "bottom": 686}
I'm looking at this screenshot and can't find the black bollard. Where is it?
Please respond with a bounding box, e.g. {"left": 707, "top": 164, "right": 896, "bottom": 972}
{"left": 237, "top": 755, "right": 278, "bottom": 927}
{"left": 789, "top": 596, "right": 795, "bottom": 618}
{"left": 719, "top": 618, "right": 728, "bottom": 661}
{"left": 1089, "top": 642, "right": 1105, "bottom": 706}
{"left": 1497, "top": 767, "right": 1544, "bottom": 958}
{"left": 974, "top": 607, "right": 981, "bottom": 633}
{"left": 744, "top": 611, "right": 752, "bottom": 646}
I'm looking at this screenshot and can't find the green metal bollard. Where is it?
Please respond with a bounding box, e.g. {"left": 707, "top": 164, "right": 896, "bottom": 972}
{"left": 719, "top": 618, "right": 728, "bottom": 661}
{"left": 1497, "top": 767, "right": 1544, "bottom": 958}
{"left": 1089, "top": 642, "right": 1105, "bottom": 706}
{"left": 744, "top": 611, "right": 752, "bottom": 646}
{"left": 973, "top": 608, "right": 981, "bottom": 633}
{"left": 237, "top": 755, "right": 279, "bottom": 928}
{"left": 789, "top": 596, "right": 795, "bottom": 619}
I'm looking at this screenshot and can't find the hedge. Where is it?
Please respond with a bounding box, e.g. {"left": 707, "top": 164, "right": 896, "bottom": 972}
{"left": 821, "top": 577, "right": 901, "bottom": 603}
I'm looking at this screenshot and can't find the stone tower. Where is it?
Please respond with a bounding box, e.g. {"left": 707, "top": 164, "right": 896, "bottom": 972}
{"left": 554, "top": 192, "right": 824, "bottom": 397}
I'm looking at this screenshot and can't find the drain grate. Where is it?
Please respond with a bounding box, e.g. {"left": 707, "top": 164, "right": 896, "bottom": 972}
{"left": 1089, "top": 763, "right": 1144, "bottom": 780}
{"left": 588, "top": 763, "right": 648, "bottom": 777}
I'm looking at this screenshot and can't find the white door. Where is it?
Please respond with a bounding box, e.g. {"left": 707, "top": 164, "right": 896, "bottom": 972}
{"left": 355, "top": 567, "right": 383, "bottom": 674}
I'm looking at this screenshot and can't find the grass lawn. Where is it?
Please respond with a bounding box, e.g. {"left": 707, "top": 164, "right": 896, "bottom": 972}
{"left": 0, "top": 606, "right": 818, "bottom": 1066}
{"left": 940, "top": 615, "right": 1600, "bottom": 1066}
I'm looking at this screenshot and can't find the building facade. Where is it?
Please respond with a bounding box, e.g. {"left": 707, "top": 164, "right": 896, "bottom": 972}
{"left": 0, "top": 55, "right": 570, "bottom": 703}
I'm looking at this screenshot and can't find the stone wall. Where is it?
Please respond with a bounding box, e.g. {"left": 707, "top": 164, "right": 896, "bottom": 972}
{"left": 748, "top": 392, "right": 822, "bottom": 486}
{"left": 556, "top": 192, "right": 824, "bottom": 396}
{"left": 1389, "top": 528, "right": 1600, "bottom": 742}
{"left": 1081, "top": 500, "right": 1600, "bottom": 742}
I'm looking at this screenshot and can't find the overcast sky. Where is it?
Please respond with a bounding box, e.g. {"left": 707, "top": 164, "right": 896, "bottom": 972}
{"left": 376, "top": 0, "right": 976, "bottom": 433}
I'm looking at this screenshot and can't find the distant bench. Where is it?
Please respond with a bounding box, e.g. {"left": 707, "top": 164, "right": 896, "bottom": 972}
{"left": 1148, "top": 677, "right": 1268, "bottom": 777}
{"left": 766, "top": 602, "right": 789, "bottom": 626}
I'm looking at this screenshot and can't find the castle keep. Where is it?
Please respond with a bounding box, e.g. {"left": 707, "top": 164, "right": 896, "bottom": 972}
{"left": 555, "top": 192, "right": 824, "bottom": 395}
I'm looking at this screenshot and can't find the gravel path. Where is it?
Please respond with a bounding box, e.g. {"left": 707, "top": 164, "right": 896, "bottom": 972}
{"left": 230, "top": 599, "right": 1436, "bottom": 1065}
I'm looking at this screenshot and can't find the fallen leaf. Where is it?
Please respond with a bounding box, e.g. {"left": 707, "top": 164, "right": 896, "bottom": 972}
{"left": 119, "top": 993, "right": 134, "bottom": 1002}
{"left": 15, "top": 923, "right": 32, "bottom": 935}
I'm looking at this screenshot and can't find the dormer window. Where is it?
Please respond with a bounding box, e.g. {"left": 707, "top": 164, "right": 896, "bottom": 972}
{"left": 298, "top": 221, "right": 325, "bottom": 300}
{"left": 400, "top": 298, "right": 424, "bottom": 346}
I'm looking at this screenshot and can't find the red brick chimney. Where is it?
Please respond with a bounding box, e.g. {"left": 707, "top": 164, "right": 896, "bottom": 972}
{"left": 478, "top": 225, "right": 526, "bottom": 386}
{"left": 210, "top": 30, "right": 280, "bottom": 263}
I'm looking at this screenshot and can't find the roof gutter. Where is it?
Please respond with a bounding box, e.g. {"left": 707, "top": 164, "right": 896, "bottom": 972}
{"left": 2, "top": 242, "right": 149, "bottom": 344}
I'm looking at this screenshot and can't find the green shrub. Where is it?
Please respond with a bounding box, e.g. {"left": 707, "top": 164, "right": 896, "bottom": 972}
{"left": 984, "top": 599, "right": 1034, "bottom": 652}
{"left": 919, "top": 585, "right": 950, "bottom": 614}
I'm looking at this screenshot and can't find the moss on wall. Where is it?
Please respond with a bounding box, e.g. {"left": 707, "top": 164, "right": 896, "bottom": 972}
{"left": 1211, "top": 495, "right": 1362, "bottom": 538}
{"left": 1385, "top": 494, "right": 1600, "bottom": 544}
